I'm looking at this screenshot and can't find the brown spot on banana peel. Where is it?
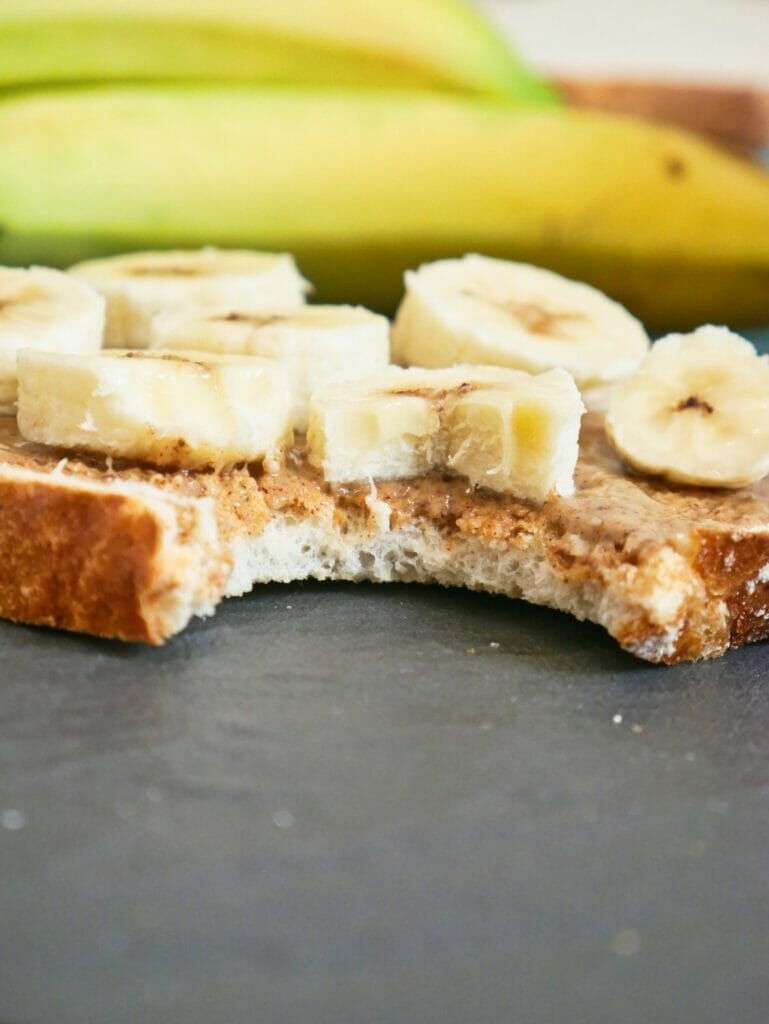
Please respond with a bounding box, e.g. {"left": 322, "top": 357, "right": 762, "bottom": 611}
{"left": 664, "top": 155, "right": 688, "bottom": 179}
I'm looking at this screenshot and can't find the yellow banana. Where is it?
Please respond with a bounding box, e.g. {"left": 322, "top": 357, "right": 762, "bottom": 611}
{"left": 1, "top": 87, "right": 768, "bottom": 329}
{"left": 0, "top": 0, "right": 554, "bottom": 102}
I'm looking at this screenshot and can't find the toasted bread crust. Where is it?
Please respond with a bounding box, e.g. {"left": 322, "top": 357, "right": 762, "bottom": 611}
{"left": 0, "top": 474, "right": 166, "bottom": 642}
{"left": 0, "top": 464, "right": 226, "bottom": 644}
{"left": 0, "top": 416, "right": 768, "bottom": 661}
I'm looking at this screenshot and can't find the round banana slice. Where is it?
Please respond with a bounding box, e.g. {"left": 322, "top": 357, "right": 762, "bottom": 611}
{"left": 17, "top": 349, "right": 293, "bottom": 470}
{"left": 0, "top": 266, "right": 104, "bottom": 412}
{"left": 391, "top": 255, "right": 649, "bottom": 402}
{"left": 150, "top": 304, "right": 390, "bottom": 432}
{"left": 605, "top": 326, "right": 769, "bottom": 488}
{"left": 70, "top": 248, "right": 310, "bottom": 348}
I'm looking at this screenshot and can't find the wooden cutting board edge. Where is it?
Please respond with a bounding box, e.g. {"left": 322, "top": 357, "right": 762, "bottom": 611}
{"left": 557, "top": 77, "right": 769, "bottom": 151}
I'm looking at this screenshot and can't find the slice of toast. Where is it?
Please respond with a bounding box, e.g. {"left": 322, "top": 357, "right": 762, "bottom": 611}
{"left": 1, "top": 413, "right": 768, "bottom": 663}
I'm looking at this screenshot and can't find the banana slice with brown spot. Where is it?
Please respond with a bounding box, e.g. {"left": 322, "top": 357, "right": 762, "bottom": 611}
{"left": 391, "top": 255, "right": 649, "bottom": 407}
{"left": 606, "top": 326, "right": 769, "bottom": 487}
{"left": 70, "top": 248, "right": 310, "bottom": 348}
{"left": 307, "top": 363, "right": 584, "bottom": 503}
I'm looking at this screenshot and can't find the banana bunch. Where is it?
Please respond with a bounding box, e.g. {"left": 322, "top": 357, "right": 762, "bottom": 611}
{"left": 0, "top": 0, "right": 768, "bottom": 329}
{"left": 1, "top": 87, "right": 768, "bottom": 329}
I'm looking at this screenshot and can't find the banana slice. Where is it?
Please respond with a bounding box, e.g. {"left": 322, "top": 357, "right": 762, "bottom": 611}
{"left": 149, "top": 304, "right": 390, "bottom": 432}
{"left": 70, "top": 248, "right": 310, "bottom": 348}
{"left": 0, "top": 266, "right": 104, "bottom": 412}
{"left": 307, "top": 364, "right": 584, "bottom": 503}
{"left": 17, "top": 349, "right": 292, "bottom": 470}
{"left": 391, "top": 256, "right": 649, "bottom": 405}
{"left": 605, "top": 326, "right": 769, "bottom": 488}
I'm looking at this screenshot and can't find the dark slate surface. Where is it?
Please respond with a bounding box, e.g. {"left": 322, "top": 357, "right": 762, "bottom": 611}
{"left": 1, "top": 581, "right": 768, "bottom": 1024}
{"left": 2, "top": 328, "right": 769, "bottom": 1024}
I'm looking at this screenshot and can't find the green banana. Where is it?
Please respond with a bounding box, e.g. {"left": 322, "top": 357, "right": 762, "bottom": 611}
{"left": 1, "top": 86, "right": 768, "bottom": 330}
{"left": 0, "top": 0, "right": 556, "bottom": 104}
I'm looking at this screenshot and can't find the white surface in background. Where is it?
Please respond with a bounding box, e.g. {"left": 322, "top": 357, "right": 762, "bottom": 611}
{"left": 478, "top": 0, "right": 769, "bottom": 85}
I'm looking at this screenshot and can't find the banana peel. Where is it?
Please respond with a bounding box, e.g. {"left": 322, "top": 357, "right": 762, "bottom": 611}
{"left": 1, "top": 86, "right": 769, "bottom": 330}
{"left": 0, "top": 0, "right": 555, "bottom": 104}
